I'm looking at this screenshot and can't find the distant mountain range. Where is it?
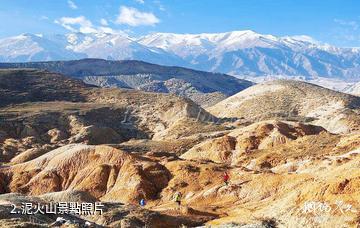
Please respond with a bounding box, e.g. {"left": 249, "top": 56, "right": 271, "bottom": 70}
{"left": 1, "top": 31, "right": 360, "bottom": 82}
{"left": 344, "top": 81, "right": 360, "bottom": 95}
{"left": 0, "top": 59, "right": 253, "bottom": 106}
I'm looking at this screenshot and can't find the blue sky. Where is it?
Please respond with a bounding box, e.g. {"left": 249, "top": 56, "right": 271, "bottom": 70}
{"left": 0, "top": 0, "right": 360, "bottom": 47}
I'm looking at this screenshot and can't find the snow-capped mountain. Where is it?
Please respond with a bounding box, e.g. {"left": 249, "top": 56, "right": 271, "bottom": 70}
{"left": 138, "top": 30, "right": 360, "bottom": 81}
{"left": 344, "top": 82, "right": 360, "bottom": 95}
{"left": 0, "top": 33, "right": 86, "bottom": 62}
{"left": 0, "top": 33, "right": 185, "bottom": 66}
{"left": 64, "top": 33, "right": 186, "bottom": 66}
{"left": 1, "top": 30, "right": 360, "bottom": 82}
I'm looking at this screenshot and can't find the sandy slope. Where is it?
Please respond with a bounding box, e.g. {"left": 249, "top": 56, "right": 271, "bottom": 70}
{"left": 208, "top": 80, "right": 360, "bottom": 134}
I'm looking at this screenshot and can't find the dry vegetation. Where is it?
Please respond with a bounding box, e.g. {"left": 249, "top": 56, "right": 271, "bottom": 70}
{"left": 0, "top": 70, "right": 359, "bottom": 227}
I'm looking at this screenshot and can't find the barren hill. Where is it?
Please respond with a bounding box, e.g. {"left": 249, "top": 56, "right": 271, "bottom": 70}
{"left": 208, "top": 80, "right": 360, "bottom": 133}
{"left": 1, "top": 69, "right": 360, "bottom": 227}
{"left": 0, "top": 69, "right": 91, "bottom": 107}
{"left": 181, "top": 120, "right": 328, "bottom": 165}
{"left": 1, "top": 144, "right": 170, "bottom": 203}
{"left": 0, "top": 69, "right": 221, "bottom": 163}
{"left": 0, "top": 59, "right": 253, "bottom": 106}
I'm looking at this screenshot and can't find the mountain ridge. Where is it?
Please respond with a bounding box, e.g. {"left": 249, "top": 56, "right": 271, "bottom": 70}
{"left": 1, "top": 68, "right": 360, "bottom": 227}
{"left": 1, "top": 31, "right": 360, "bottom": 81}
{"left": 344, "top": 81, "right": 360, "bottom": 96}
{"left": 208, "top": 80, "right": 360, "bottom": 133}
{"left": 0, "top": 59, "right": 253, "bottom": 106}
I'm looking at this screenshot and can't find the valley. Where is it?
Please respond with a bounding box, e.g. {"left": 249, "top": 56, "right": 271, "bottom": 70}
{"left": 0, "top": 69, "right": 359, "bottom": 227}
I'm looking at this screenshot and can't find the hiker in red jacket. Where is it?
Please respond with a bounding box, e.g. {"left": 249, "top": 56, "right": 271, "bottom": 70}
{"left": 223, "top": 172, "right": 230, "bottom": 185}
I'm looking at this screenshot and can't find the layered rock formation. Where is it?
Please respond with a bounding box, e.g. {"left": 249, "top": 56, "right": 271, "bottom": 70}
{"left": 0, "top": 69, "right": 359, "bottom": 227}
{"left": 0, "top": 69, "right": 220, "bottom": 163}
{"left": 0, "top": 59, "right": 253, "bottom": 107}
{"left": 2, "top": 145, "right": 170, "bottom": 203}
{"left": 181, "top": 121, "right": 327, "bottom": 164}
{"left": 208, "top": 80, "right": 360, "bottom": 134}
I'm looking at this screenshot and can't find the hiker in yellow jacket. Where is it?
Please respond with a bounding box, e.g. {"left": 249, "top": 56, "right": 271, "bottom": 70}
{"left": 174, "top": 192, "right": 182, "bottom": 206}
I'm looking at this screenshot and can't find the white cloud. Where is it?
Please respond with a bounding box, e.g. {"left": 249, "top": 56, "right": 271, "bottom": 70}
{"left": 154, "top": 0, "right": 165, "bottom": 11}
{"left": 290, "top": 35, "right": 320, "bottom": 44}
{"left": 39, "top": 15, "right": 49, "bottom": 20}
{"left": 334, "top": 19, "right": 359, "bottom": 31}
{"left": 55, "top": 16, "right": 126, "bottom": 35}
{"left": 100, "top": 18, "right": 108, "bottom": 26}
{"left": 98, "top": 26, "right": 115, "bottom": 34}
{"left": 135, "top": 0, "right": 145, "bottom": 4}
{"left": 116, "top": 6, "right": 160, "bottom": 26}
{"left": 159, "top": 5, "right": 165, "bottom": 11}
{"left": 332, "top": 18, "right": 360, "bottom": 44}
{"left": 55, "top": 16, "right": 96, "bottom": 33}
{"left": 68, "top": 0, "right": 78, "bottom": 10}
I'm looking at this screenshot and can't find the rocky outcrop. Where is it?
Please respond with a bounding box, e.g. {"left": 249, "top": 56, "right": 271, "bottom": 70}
{"left": 1, "top": 69, "right": 360, "bottom": 227}
{"left": 0, "top": 59, "right": 253, "bottom": 106}
{"left": 10, "top": 147, "right": 49, "bottom": 164}
{"left": 0, "top": 173, "right": 5, "bottom": 194}
{"left": 3, "top": 144, "right": 171, "bottom": 204}
{"left": 208, "top": 80, "right": 360, "bottom": 133}
{"left": 0, "top": 69, "right": 221, "bottom": 162}
{"left": 181, "top": 121, "right": 326, "bottom": 164}
{"left": 39, "top": 190, "right": 97, "bottom": 203}
{"left": 0, "top": 193, "right": 212, "bottom": 228}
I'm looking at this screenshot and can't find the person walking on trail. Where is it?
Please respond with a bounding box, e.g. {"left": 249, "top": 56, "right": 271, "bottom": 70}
{"left": 139, "top": 198, "right": 146, "bottom": 207}
{"left": 174, "top": 192, "right": 182, "bottom": 206}
{"left": 223, "top": 172, "right": 230, "bottom": 186}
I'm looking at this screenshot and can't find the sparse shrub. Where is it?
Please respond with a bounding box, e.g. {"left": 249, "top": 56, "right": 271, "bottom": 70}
{"left": 261, "top": 218, "right": 278, "bottom": 228}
